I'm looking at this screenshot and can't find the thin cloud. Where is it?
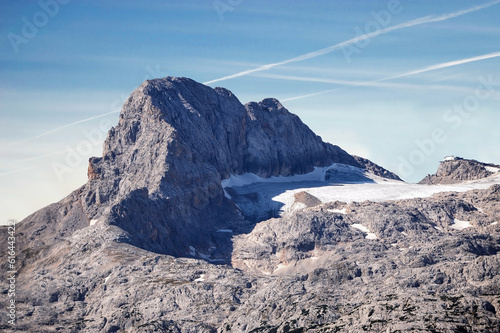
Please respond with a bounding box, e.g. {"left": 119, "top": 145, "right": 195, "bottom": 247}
{"left": 32, "top": 110, "right": 119, "bottom": 140}
{"left": 255, "top": 73, "right": 471, "bottom": 91}
{"left": 0, "top": 110, "right": 119, "bottom": 152}
{"left": 278, "top": 51, "right": 500, "bottom": 102}
{"left": 382, "top": 51, "right": 500, "bottom": 81}
{"left": 203, "top": 0, "right": 500, "bottom": 85}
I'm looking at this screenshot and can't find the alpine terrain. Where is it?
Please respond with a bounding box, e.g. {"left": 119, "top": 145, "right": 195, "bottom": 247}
{"left": 1, "top": 77, "right": 499, "bottom": 332}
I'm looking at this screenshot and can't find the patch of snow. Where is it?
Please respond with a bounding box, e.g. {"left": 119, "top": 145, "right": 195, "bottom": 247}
{"left": 194, "top": 274, "right": 205, "bottom": 282}
{"left": 90, "top": 219, "right": 99, "bottom": 226}
{"left": 434, "top": 226, "right": 443, "bottom": 232}
{"left": 351, "top": 224, "right": 378, "bottom": 240}
{"left": 104, "top": 275, "right": 111, "bottom": 284}
{"left": 216, "top": 229, "right": 233, "bottom": 233}
{"left": 450, "top": 219, "right": 472, "bottom": 230}
{"left": 401, "top": 232, "right": 408, "bottom": 236}
{"left": 222, "top": 167, "right": 323, "bottom": 188}
{"left": 444, "top": 156, "right": 456, "bottom": 161}
{"left": 273, "top": 174, "right": 500, "bottom": 213}
{"left": 188, "top": 246, "right": 196, "bottom": 257}
{"left": 485, "top": 166, "right": 500, "bottom": 173}
{"left": 224, "top": 163, "right": 500, "bottom": 220}
{"left": 310, "top": 256, "right": 320, "bottom": 260}
{"left": 351, "top": 224, "right": 370, "bottom": 233}
{"left": 221, "top": 163, "right": 383, "bottom": 188}
{"left": 328, "top": 208, "right": 347, "bottom": 215}
{"left": 490, "top": 222, "right": 497, "bottom": 226}
{"left": 275, "top": 263, "right": 287, "bottom": 272}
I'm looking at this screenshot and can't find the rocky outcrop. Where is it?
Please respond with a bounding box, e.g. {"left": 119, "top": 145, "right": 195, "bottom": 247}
{"left": 226, "top": 185, "right": 500, "bottom": 331}
{"left": 353, "top": 155, "right": 402, "bottom": 181}
{"left": 2, "top": 77, "right": 499, "bottom": 333}
{"left": 12, "top": 77, "right": 397, "bottom": 258}
{"left": 1, "top": 185, "right": 499, "bottom": 332}
{"left": 420, "top": 157, "right": 499, "bottom": 185}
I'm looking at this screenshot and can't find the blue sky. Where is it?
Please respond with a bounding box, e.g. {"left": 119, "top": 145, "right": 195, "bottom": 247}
{"left": 1, "top": 0, "right": 499, "bottom": 223}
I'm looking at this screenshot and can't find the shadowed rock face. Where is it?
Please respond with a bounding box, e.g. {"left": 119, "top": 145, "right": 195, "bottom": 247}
{"left": 14, "top": 77, "right": 397, "bottom": 258}
{"left": 420, "top": 157, "right": 499, "bottom": 185}
{"left": 80, "top": 77, "right": 364, "bottom": 256}
{"left": 1, "top": 77, "right": 500, "bottom": 333}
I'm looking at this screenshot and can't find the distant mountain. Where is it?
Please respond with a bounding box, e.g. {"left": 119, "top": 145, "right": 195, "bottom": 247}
{"left": 1, "top": 78, "right": 499, "bottom": 333}
{"left": 419, "top": 156, "right": 500, "bottom": 185}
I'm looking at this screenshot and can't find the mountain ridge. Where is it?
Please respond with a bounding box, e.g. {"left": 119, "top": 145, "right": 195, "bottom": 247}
{"left": 419, "top": 156, "right": 500, "bottom": 185}
{"left": 14, "top": 76, "right": 400, "bottom": 259}
{"left": 1, "top": 77, "right": 499, "bottom": 332}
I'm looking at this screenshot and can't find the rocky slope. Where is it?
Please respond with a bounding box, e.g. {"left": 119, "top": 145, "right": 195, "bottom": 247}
{"left": 420, "top": 157, "right": 500, "bottom": 185}
{"left": 1, "top": 77, "right": 499, "bottom": 332}
{"left": 1, "top": 183, "right": 499, "bottom": 332}
{"left": 14, "top": 77, "right": 398, "bottom": 260}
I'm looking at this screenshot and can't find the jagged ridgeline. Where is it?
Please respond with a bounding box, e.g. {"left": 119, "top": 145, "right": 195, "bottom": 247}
{"left": 2, "top": 77, "right": 499, "bottom": 333}
{"left": 16, "top": 77, "right": 398, "bottom": 258}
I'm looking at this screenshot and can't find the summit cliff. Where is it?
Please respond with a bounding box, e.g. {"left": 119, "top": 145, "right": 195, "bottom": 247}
{"left": 419, "top": 156, "right": 500, "bottom": 185}
{"left": 17, "top": 77, "right": 399, "bottom": 258}
{"left": 3, "top": 77, "right": 499, "bottom": 333}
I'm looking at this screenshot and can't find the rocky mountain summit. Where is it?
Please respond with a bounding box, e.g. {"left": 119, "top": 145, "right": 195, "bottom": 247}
{"left": 1, "top": 77, "right": 499, "bottom": 332}
{"left": 420, "top": 156, "right": 500, "bottom": 185}
{"left": 13, "top": 77, "right": 399, "bottom": 260}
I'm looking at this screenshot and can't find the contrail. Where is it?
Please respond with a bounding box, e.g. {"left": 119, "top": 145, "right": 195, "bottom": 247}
{"left": 0, "top": 110, "right": 119, "bottom": 151}
{"left": 381, "top": 51, "right": 500, "bottom": 81}
{"left": 203, "top": 0, "right": 500, "bottom": 85}
{"left": 279, "top": 51, "right": 500, "bottom": 102}
{"left": 32, "top": 110, "right": 119, "bottom": 140}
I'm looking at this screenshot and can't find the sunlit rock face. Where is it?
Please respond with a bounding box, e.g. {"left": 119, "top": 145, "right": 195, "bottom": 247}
{"left": 2, "top": 77, "right": 499, "bottom": 333}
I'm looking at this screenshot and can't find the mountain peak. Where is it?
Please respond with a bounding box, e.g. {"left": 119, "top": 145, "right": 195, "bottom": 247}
{"left": 419, "top": 156, "right": 500, "bottom": 184}
{"left": 19, "top": 76, "right": 399, "bottom": 258}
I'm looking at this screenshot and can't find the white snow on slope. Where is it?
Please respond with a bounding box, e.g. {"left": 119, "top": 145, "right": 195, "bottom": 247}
{"left": 328, "top": 208, "right": 347, "bottom": 215}
{"left": 222, "top": 166, "right": 325, "bottom": 188}
{"left": 223, "top": 163, "right": 500, "bottom": 219}
{"left": 450, "top": 219, "right": 472, "bottom": 230}
{"left": 486, "top": 166, "right": 500, "bottom": 173}
{"left": 351, "top": 224, "right": 377, "bottom": 239}
{"left": 194, "top": 274, "right": 205, "bottom": 282}
{"left": 274, "top": 263, "right": 287, "bottom": 272}
{"left": 222, "top": 163, "right": 381, "bottom": 188}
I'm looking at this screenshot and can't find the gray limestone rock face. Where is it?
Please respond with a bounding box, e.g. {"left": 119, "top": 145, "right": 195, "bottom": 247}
{"left": 2, "top": 77, "right": 499, "bottom": 333}
{"left": 353, "top": 155, "right": 402, "bottom": 181}
{"left": 1, "top": 185, "right": 499, "bottom": 333}
{"left": 11, "top": 76, "right": 396, "bottom": 259}
{"left": 420, "top": 157, "right": 500, "bottom": 185}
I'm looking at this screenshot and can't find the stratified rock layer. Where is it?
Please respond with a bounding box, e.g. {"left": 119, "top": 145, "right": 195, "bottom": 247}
{"left": 1, "top": 77, "right": 499, "bottom": 333}
{"left": 420, "top": 157, "right": 499, "bottom": 185}
{"left": 14, "top": 77, "right": 397, "bottom": 258}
